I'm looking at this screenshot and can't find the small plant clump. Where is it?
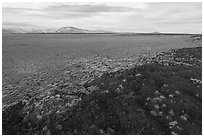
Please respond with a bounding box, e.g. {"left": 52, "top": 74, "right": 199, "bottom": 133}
{"left": 2, "top": 47, "right": 202, "bottom": 135}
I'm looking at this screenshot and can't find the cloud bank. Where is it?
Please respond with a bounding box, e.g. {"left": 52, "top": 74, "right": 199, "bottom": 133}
{"left": 2, "top": 2, "right": 202, "bottom": 33}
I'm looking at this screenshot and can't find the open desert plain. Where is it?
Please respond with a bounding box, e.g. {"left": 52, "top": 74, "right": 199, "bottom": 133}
{"left": 2, "top": 2, "right": 202, "bottom": 135}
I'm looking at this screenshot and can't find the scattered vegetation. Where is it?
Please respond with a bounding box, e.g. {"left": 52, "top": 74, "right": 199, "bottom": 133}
{"left": 3, "top": 46, "right": 202, "bottom": 135}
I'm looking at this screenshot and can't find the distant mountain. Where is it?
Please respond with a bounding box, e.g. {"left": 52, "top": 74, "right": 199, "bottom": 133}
{"left": 55, "top": 26, "right": 88, "bottom": 33}
{"left": 55, "top": 26, "right": 113, "bottom": 34}
{"left": 2, "top": 26, "right": 114, "bottom": 34}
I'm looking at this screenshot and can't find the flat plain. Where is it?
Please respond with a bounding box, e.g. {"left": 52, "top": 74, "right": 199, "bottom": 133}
{"left": 2, "top": 34, "right": 199, "bottom": 77}
{"left": 3, "top": 34, "right": 197, "bottom": 103}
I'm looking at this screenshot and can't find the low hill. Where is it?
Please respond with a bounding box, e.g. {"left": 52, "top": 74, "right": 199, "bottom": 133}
{"left": 55, "top": 26, "right": 113, "bottom": 34}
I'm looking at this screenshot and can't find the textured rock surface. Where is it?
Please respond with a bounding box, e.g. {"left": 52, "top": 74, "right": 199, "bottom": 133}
{"left": 2, "top": 47, "right": 202, "bottom": 135}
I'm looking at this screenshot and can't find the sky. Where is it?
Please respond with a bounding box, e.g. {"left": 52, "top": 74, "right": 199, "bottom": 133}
{"left": 2, "top": 2, "right": 202, "bottom": 33}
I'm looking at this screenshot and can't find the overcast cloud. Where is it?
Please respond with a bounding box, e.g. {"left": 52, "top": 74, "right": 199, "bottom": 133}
{"left": 2, "top": 2, "right": 202, "bottom": 33}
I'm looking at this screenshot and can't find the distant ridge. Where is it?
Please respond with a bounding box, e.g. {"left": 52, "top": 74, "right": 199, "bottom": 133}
{"left": 55, "top": 26, "right": 114, "bottom": 34}
{"left": 2, "top": 26, "right": 114, "bottom": 34}
{"left": 2, "top": 28, "right": 28, "bottom": 33}
{"left": 2, "top": 27, "right": 201, "bottom": 35}
{"left": 56, "top": 26, "right": 88, "bottom": 33}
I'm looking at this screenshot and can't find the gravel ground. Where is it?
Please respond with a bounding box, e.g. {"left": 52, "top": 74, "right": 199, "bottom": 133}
{"left": 2, "top": 45, "right": 202, "bottom": 135}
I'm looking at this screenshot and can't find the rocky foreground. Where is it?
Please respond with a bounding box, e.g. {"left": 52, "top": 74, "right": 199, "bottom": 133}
{"left": 2, "top": 46, "right": 202, "bottom": 135}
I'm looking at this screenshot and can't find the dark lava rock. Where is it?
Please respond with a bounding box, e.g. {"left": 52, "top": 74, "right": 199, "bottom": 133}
{"left": 2, "top": 47, "right": 202, "bottom": 135}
